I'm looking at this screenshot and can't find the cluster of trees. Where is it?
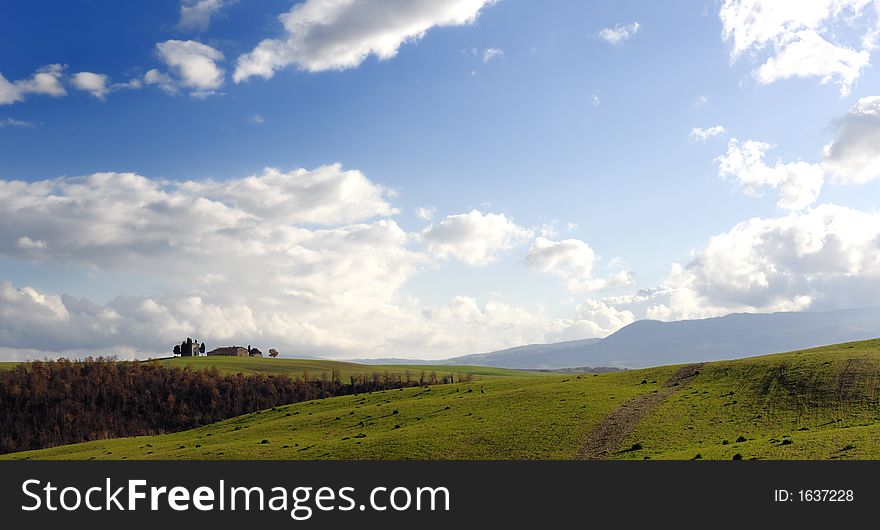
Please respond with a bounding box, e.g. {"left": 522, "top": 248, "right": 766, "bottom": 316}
{"left": 173, "top": 337, "right": 205, "bottom": 356}
{"left": 0, "top": 358, "right": 435, "bottom": 454}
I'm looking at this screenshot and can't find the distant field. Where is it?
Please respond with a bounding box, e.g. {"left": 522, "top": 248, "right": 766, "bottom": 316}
{"left": 154, "top": 356, "right": 540, "bottom": 380}
{"left": 8, "top": 339, "right": 880, "bottom": 460}
{"left": 0, "top": 357, "right": 538, "bottom": 380}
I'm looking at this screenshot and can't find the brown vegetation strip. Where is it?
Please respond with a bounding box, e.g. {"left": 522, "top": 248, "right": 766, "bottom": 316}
{"left": 576, "top": 363, "right": 704, "bottom": 460}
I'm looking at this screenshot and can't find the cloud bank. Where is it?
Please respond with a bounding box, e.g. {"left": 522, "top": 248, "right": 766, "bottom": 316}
{"left": 720, "top": 0, "right": 879, "bottom": 95}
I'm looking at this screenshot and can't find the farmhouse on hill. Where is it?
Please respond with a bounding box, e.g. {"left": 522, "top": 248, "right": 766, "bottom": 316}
{"left": 207, "top": 345, "right": 262, "bottom": 357}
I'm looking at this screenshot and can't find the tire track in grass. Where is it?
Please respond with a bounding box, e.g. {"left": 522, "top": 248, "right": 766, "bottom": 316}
{"left": 577, "top": 363, "right": 704, "bottom": 460}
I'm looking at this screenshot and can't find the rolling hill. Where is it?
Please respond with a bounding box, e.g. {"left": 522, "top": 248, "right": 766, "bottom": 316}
{"left": 153, "top": 356, "right": 536, "bottom": 380}
{"left": 7, "top": 338, "right": 880, "bottom": 460}
{"left": 443, "top": 307, "right": 880, "bottom": 369}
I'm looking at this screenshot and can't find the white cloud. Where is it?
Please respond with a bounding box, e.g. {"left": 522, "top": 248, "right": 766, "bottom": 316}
{"left": 752, "top": 28, "right": 870, "bottom": 93}
{"left": 16, "top": 236, "right": 47, "bottom": 250}
{"left": 598, "top": 22, "right": 641, "bottom": 45}
{"left": 70, "top": 72, "right": 109, "bottom": 99}
{"left": 418, "top": 295, "right": 627, "bottom": 351}
{"left": 525, "top": 237, "right": 633, "bottom": 292}
{"left": 4, "top": 166, "right": 880, "bottom": 358}
{"left": 719, "top": 0, "right": 878, "bottom": 95}
{"left": 591, "top": 94, "right": 601, "bottom": 107}
{"left": 153, "top": 40, "right": 225, "bottom": 97}
{"left": 0, "top": 166, "right": 400, "bottom": 272}
{"left": 144, "top": 69, "right": 177, "bottom": 94}
{"left": 482, "top": 47, "right": 504, "bottom": 63}
{"left": 693, "top": 94, "right": 710, "bottom": 106}
{"left": 110, "top": 78, "right": 143, "bottom": 91}
{"left": 823, "top": 94, "right": 880, "bottom": 184}
{"left": 248, "top": 113, "right": 265, "bottom": 124}
{"left": 715, "top": 97, "right": 880, "bottom": 209}
{"left": 234, "top": 0, "right": 498, "bottom": 82}
{"left": 643, "top": 204, "right": 880, "bottom": 320}
{"left": 573, "top": 299, "right": 635, "bottom": 337}
{"left": 178, "top": 0, "right": 233, "bottom": 31}
{"left": 0, "top": 166, "right": 418, "bottom": 356}
{"left": 717, "top": 138, "right": 825, "bottom": 210}
{"left": 181, "top": 164, "right": 398, "bottom": 225}
{"left": 0, "top": 166, "right": 627, "bottom": 358}
{"left": 415, "top": 206, "right": 436, "bottom": 220}
{"left": 689, "top": 125, "right": 727, "bottom": 142}
{"left": 420, "top": 210, "right": 532, "bottom": 266}
{"left": 0, "top": 117, "right": 35, "bottom": 128}
{"left": 0, "top": 64, "right": 66, "bottom": 105}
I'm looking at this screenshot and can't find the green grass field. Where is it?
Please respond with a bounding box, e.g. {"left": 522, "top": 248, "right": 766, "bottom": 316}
{"left": 6, "top": 339, "right": 880, "bottom": 460}
{"left": 152, "top": 356, "right": 538, "bottom": 380}
{"left": 616, "top": 339, "right": 880, "bottom": 460}
{"left": 1, "top": 364, "right": 676, "bottom": 460}
{"left": 0, "top": 362, "right": 16, "bottom": 371}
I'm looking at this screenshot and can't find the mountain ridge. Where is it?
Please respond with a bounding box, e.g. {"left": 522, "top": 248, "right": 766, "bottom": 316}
{"left": 360, "top": 307, "right": 880, "bottom": 369}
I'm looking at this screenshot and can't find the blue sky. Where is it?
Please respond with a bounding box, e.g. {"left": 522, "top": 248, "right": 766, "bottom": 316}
{"left": 1, "top": 0, "right": 880, "bottom": 360}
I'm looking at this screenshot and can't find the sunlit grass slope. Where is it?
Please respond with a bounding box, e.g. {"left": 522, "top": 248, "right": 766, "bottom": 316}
{"left": 3, "top": 366, "right": 677, "bottom": 460}
{"left": 615, "top": 339, "right": 880, "bottom": 460}
{"left": 8, "top": 339, "right": 880, "bottom": 460}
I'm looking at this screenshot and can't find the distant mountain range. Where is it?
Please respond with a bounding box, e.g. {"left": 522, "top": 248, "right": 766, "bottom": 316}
{"left": 358, "top": 307, "right": 880, "bottom": 369}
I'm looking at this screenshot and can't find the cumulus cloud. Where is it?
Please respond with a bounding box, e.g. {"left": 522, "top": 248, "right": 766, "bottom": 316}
{"left": 717, "top": 138, "right": 825, "bottom": 210}
{"left": 0, "top": 166, "right": 614, "bottom": 359}
{"left": 0, "top": 64, "right": 66, "bottom": 105}
{"left": 598, "top": 22, "right": 641, "bottom": 45}
{"left": 70, "top": 72, "right": 110, "bottom": 99}
{"left": 823, "top": 94, "right": 880, "bottom": 184}
{"left": 716, "top": 97, "right": 880, "bottom": 210}
{"left": 572, "top": 299, "right": 636, "bottom": 337}
{"left": 525, "top": 237, "right": 634, "bottom": 292}
{"left": 689, "top": 125, "right": 727, "bottom": 142}
{"left": 144, "top": 69, "right": 177, "bottom": 94}
{"left": 0, "top": 165, "right": 398, "bottom": 271}
{"left": 178, "top": 0, "right": 233, "bottom": 31}
{"left": 0, "top": 166, "right": 417, "bottom": 356}
{"left": 180, "top": 164, "right": 398, "bottom": 225}
{"left": 420, "top": 210, "right": 532, "bottom": 265}
{"left": 719, "top": 0, "right": 878, "bottom": 95}
{"left": 233, "top": 0, "right": 498, "bottom": 82}
{"left": 4, "top": 167, "right": 880, "bottom": 359}
{"left": 152, "top": 40, "right": 225, "bottom": 97}
{"left": 418, "top": 295, "right": 632, "bottom": 352}
{"left": 643, "top": 204, "right": 880, "bottom": 321}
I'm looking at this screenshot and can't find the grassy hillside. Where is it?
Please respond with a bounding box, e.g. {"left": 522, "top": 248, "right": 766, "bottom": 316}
{"left": 0, "top": 362, "right": 16, "bottom": 371}
{"left": 616, "top": 339, "right": 880, "bottom": 460}
{"left": 2, "top": 366, "right": 677, "bottom": 460}
{"left": 7, "top": 339, "right": 880, "bottom": 460}
{"left": 154, "top": 356, "right": 538, "bottom": 379}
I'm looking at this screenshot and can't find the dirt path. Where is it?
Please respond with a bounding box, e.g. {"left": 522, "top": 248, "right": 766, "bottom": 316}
{"left": 576, "top": 363, "right": 704, "bottom": 460}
